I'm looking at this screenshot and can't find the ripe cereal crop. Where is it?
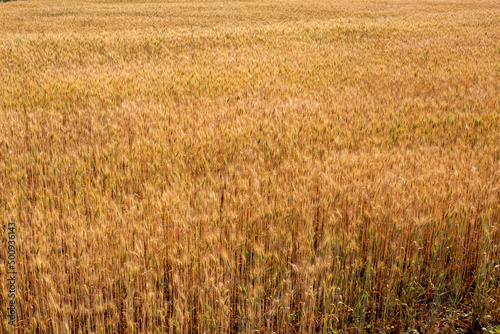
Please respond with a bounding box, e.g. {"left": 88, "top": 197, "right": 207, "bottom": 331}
{"left": 0, "top": 0, "right": 499, "bottom": 332}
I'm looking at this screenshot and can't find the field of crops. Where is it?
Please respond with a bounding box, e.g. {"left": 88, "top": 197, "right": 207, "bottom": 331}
{"left": 1, "top": 0, "right": 499, "bottom": 332}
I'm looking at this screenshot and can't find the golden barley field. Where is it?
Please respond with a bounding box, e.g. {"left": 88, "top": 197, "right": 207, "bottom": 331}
{"left": 0, "top": 0, "right": 499, "bottom": 332}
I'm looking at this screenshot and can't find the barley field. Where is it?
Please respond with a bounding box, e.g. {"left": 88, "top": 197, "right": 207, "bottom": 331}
{"left": 0, "top": 0, "right": 499, "bottom": 333}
